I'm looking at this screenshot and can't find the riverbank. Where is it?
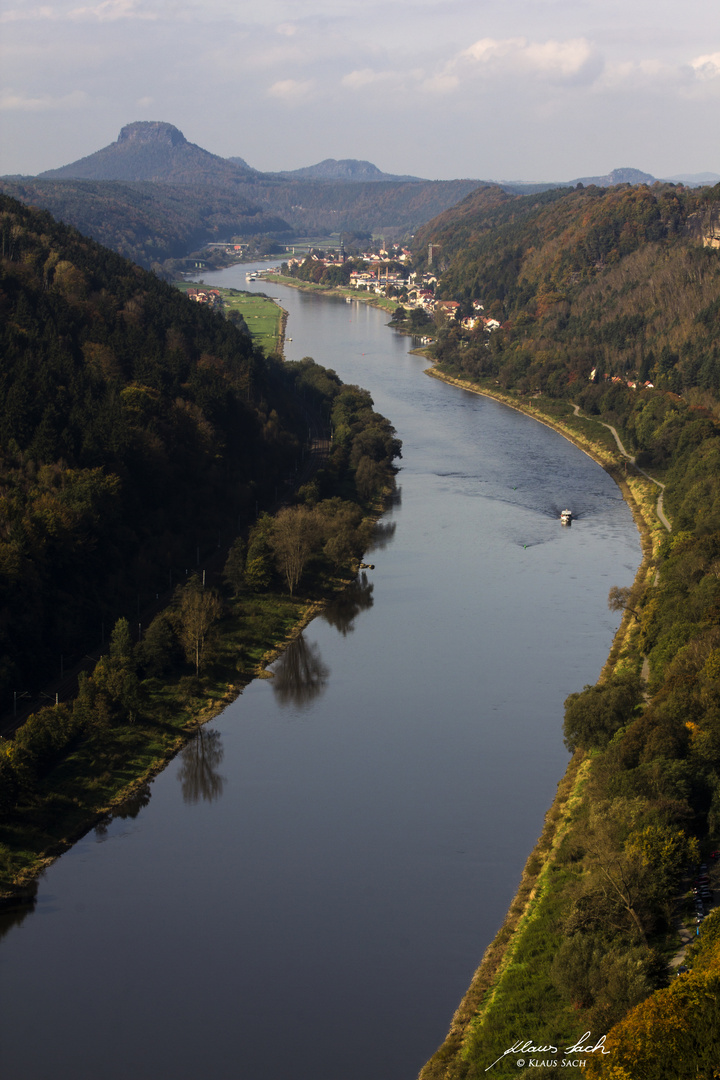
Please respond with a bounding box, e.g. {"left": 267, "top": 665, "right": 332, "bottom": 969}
{"left": 0, "top": 581, "right": 357, "bottom": 903}
{"left": 419, "top": 367, "right": 666, "bottom": 1080}
{"left": 1, "top": 374, "right": 395, "bottom": 904}
{"left": 261, "top": 272, "right": 401, "bottom": 316}
{"left": 174, "top": 282, "right": 287, "bottom": 355}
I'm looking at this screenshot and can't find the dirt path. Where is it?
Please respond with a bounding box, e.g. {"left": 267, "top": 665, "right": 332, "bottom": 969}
{"left": 669, "top": 858, "right": 720, "bottom": 969}
{"left": 570, "top": 403, "right": 671, "bottom": 532}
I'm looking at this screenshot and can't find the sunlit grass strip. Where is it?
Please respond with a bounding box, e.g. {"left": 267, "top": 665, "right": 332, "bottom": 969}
{"left": 174, "top": 283, "right": 285, "bottom": 354}
{"left": 419, "top": 755, "right": 589, "bottom": 1080}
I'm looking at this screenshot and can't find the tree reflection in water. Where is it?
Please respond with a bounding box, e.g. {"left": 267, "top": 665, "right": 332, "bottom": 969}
{"left": 322, "top": 572, "right": 375, "bottom": 637}
{"left": 0, "top": 885, "right": 37, "bottom": 943}
{"left": 95, "top": 781, "right": 152, "bottom": 839}
{"left": 271, "top": 633, "right": 330, "bottom": 708}
{"left": 368, "top": 519, "right": 397, "bottom": 552}
{"left": 177, "top": 727, "right": 225, "bottom": 804}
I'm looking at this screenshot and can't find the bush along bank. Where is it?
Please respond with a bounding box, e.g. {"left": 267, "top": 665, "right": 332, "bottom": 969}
{"left": 419, "top": 373, "right": 720, "bottom": 1080}
{"left": 0, "top": 358, "right": 401, "bottom": 902}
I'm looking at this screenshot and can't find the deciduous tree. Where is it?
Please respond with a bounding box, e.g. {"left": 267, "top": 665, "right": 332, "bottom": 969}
{"left": 269, "top": 506, "right": 322, "bottom": 595}
{"left": 176, "top": 575, "right": 222, "bottom": 675}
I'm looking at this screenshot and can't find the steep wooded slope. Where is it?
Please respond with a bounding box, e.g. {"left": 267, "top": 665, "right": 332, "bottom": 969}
{"left": 416, "top": 182, "right": 720, "bottom": 400}
{"left": 0, "top": 194, "right": 298, "bottom": 703}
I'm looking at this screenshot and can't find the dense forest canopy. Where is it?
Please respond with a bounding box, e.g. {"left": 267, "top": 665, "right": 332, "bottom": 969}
{"left": 0, "top": 177, "right": 292, "bottom": 271}
{"left": 415, "top": 181, "right": 720, "bottom": 400}
{"left": 0, "top": 194, "right": 308, "bottom": 705}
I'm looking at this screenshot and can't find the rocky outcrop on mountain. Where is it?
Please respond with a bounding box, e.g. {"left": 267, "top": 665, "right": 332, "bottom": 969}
{"left": 686, "top": 203, "right": 720, "bottom": 248}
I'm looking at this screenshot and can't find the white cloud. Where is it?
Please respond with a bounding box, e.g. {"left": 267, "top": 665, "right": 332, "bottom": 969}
{"left": 267, "top": 78, "right": 315, "bottom": 103}
{"left": 458, "top": 36, "right": 602, "bottom": 85}
{"left": 0, "top": 0, "right": 158, "bottom": 20}
{"left": 596, "top": 53, "right": 720, "bottom": 100}
{"left": 69, "top": 0, "right": 158, "bottom": 19}
{"left": 420, "top": 72, "right": 459, "bottom": 94}
{"left": 691, "top": 52, "right": 720, "bottom": 79}
{"left": 0, "top": 88, "right": 89, "bottom": 110}
{"left": 0, "top": 5, "right": 55, "bottom": 21}
{"left": 341, "top": 68, "right": 395, "bottom": 90}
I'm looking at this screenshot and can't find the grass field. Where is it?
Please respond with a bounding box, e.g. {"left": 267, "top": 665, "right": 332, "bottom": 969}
{"left": 175, "top": 284, "right": 285, "bottom": 355}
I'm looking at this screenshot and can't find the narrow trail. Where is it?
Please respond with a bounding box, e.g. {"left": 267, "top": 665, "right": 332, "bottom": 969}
{"left": 570, "top": 403, "right": 671, "bottom": 532}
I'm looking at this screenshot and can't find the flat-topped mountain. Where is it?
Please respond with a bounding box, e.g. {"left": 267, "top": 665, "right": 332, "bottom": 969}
{"left": 3, "top": 122, "right": 484, "bottom": 264}
{"left": 40, "top": 121, "right": 254, "bottom": 186}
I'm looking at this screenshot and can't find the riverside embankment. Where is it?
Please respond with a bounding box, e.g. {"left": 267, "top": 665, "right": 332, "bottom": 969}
{"left": 418, "top": 367, "right": 668, "bottom": 1080}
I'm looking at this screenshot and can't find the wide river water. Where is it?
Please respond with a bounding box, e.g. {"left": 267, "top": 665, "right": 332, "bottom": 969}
{"left": 0, "top": 263, "right": 641, "bottom": 1080}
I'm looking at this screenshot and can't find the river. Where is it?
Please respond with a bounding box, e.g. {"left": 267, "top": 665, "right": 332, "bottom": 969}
{"left": 0, "top": 263, "right": 641, "bottom": 1080}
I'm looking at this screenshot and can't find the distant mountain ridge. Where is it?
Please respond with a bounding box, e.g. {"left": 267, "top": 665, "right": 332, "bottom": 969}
{"left": 6, "top": 121, "right": 718, "bottom": 271}
{"left": 2, "top": 123, "right": 484, "bottom": 265}
{"left": 569, "top": 167, "right": 656, "bottom": 187}
{"left": 27, "top": 122, "right": 720, "bottom": 194}
{"left": 271, "top": 158, "right": 424, "bottom": 183}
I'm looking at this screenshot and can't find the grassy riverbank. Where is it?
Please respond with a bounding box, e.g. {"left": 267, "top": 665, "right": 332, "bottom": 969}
{"left": 264, "top": 272, "right": 401, "bottom": 315}
{"left": 0, "top": 581, "right": 353, "bottom": 899}
{"left": 174, "top": 283, "right": 286, "bottom": 354}
{"left": 419, "top": 368, "right": 669, "bottom": 1080}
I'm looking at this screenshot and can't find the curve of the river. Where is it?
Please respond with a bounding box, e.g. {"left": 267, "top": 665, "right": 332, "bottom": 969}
{"left": 0, "top": 263, "right": 642, "bottom": 1080}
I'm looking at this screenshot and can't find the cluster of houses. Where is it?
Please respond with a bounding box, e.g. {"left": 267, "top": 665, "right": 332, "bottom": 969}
{"left": 275, "top": 251, "right": 504, "bottom": 331}
{"left": 590, "top": 368, "right": 655, "bottom": 390}
{"left": 185, "top": 287, "right": 222, "bottom": 307}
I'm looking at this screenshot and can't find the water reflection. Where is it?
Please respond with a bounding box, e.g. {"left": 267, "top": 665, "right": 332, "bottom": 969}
{"left": 0, "top": 886, "right": 37, "bottom": 942}
{"left": 177, "top": 728, "right": 225, "bottom": 804}
{"left": 368, "top": 521, "right": 397, "bottom": 552}
{"left": 95, "top": 782, "right": 152, "bottom": 839}
{"left": 322, "top": 573, "right": 374, "bottom": 637}
{"left": 271, "top": 633, "right": 330, "bottom": 708}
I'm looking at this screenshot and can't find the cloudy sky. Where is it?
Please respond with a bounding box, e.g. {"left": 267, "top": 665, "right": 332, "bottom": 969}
{"left": 1, "top": 0, "right": 719, "bottom": 181}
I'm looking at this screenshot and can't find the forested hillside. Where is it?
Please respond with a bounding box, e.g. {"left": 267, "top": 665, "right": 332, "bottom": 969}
{"left": 416, "top": 182, "right": 720, "bottom": 400}
{"left": 0, "top": 193, "right": 305, "bottom": 707}
{"left": 415, "top": 183, "right": 720, "bottom": 1078}
{"left": 0, "top": 177, "right": 291, "bottom": 271}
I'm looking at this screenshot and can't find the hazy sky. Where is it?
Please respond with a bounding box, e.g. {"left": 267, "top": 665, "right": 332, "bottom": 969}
{"left": 1, "top": 0, "right": 719, "bottom": 180}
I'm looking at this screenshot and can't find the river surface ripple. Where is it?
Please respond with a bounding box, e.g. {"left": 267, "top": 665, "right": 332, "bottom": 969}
{"left": 0, "top": 262, "right": 642, "bottom": 1080}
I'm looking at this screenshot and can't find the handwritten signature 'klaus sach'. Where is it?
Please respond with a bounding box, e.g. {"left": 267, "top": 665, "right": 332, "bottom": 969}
{"left": 485, "top": 1032, "right": 611, "bottom": 1071}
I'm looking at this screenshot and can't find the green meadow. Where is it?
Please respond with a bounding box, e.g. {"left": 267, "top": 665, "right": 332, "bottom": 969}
{"left": 175, "top": 283, "right": 285, "bottom": 354}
